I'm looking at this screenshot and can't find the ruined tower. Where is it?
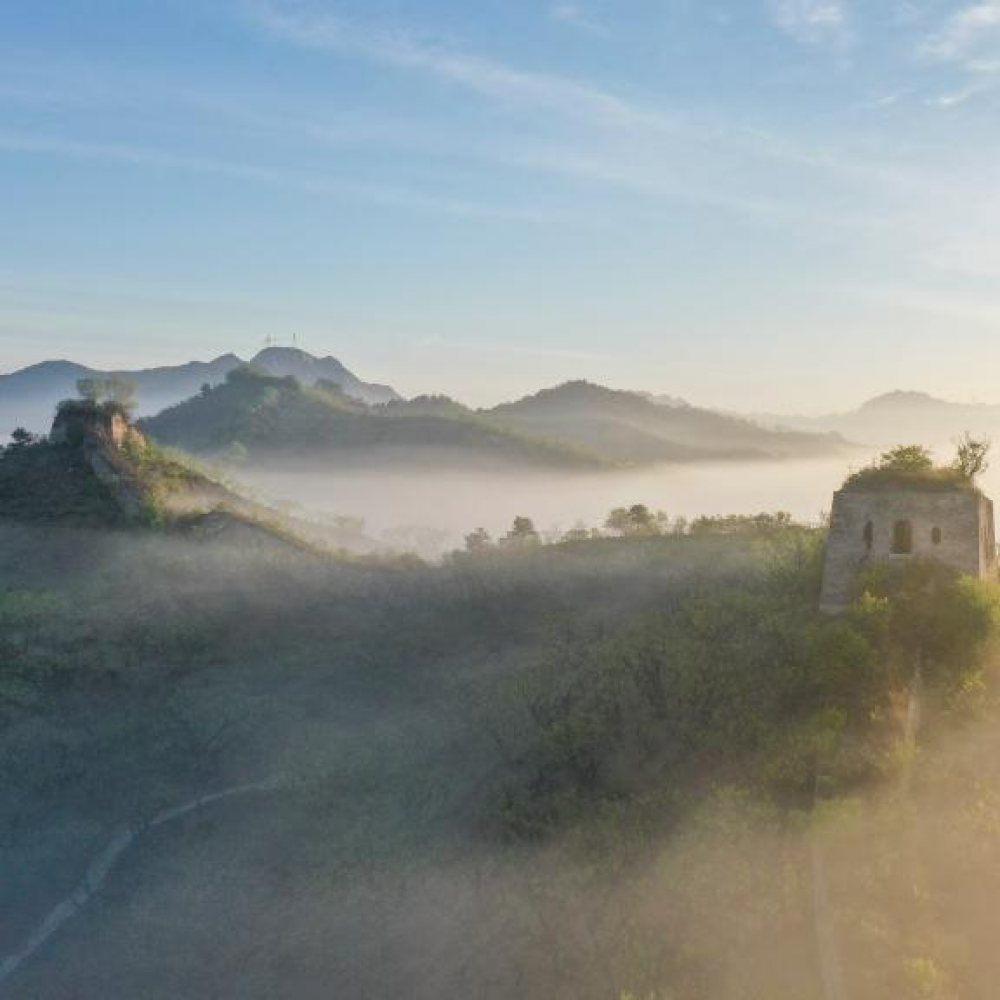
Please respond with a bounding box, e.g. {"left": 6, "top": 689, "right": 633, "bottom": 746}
{"left": 49, "top": 401, "right": 130, "bottom": 449}
{"left": 820, "top": 484, "right": 997, "bottom": 614}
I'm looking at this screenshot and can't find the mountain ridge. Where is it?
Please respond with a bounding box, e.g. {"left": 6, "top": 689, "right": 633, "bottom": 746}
{"left": 140, "top": 368, "right": 604, "bottom": 470}
{"left": 140, "top": 372, "right": 849, "bottom": 470}
{"left": 486, "top": 380, "right": 849, "bottom": 463}
{"left": 760, "top": 390, "right": 1000, "bottom": 447}
{"left": 0, "top": 347, "right": 401, "bottom": 435}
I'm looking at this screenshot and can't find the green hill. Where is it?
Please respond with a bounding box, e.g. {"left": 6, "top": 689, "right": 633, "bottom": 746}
{"left": 142, "top": 370, "right": 849, "bottom": 471}
{"left": 0, "top": 427, "right": 229, "bottom": 529}
{"left": 141, "top": 367, "right": 602, "bottom": 468}
{"left": 0, "top": 407, "right": 356, "bottom": 553}
{"left": 487, "top": 380, "right": 850, "bottom": 463}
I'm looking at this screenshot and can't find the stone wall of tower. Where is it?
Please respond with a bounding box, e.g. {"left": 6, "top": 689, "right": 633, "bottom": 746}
{"left": 820, "top": 490, "right": 997, "bottom": 614}
{"left": 50, "top": 407, "right": 129, "bottom": 449}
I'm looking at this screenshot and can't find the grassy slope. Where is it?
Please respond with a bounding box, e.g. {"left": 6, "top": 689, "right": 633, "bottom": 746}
{"left": 0, "top": 443, "right": 124, "bottom": 525}
{"left": 0, "top": 430, "right": 381, "bottom": 556}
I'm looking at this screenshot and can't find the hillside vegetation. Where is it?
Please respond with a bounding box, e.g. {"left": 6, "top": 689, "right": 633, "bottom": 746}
{"left": 488, "top": 380, "right": 848, "bottom": 463}
{"left": 0, "top": 423, "right": 226, "bottom": 528}
{"left": 0, "top": 438, "right": 125, "bottom": 525}
{"left": 0, "top": 405, "right": 369, "bottom": 554}
{"left": 3, "top": 508, "right": 1000, "bottom": 999}
{"left": 843, "top": 440, "right": 988, "bottom": 492}
{"left": 140, "top": 369, "right": 847, "bottom": 471}
{"left": 141, "top": 367, "right": 603, "bottom": 468}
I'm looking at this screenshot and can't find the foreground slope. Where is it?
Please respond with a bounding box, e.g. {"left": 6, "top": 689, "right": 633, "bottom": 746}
{"left": 3, "top": 508, "right": 999, "bottom": 999}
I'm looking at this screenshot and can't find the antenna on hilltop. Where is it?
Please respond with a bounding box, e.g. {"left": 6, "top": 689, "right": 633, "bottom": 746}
{"left": 263, "top": 334, "right": 274, "bottom": 349}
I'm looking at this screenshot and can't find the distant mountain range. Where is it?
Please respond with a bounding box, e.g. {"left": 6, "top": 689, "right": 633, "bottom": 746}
{"left": 141, "top": 369, "right": 600, "bottom": 469}
{"left": 0, "top": 347, "right": 400, "bottom": 435}
{"left": 3, "top": 347, "right": 866, "bottom": 467}
{"left": 140, "top": 371, "right": 849, "bottom": 469}
{"left": 759, "top": 391, "right": 1000, "bottom": 449}
{"left": 487, "top": 381, "right": 845, "bottom": 464}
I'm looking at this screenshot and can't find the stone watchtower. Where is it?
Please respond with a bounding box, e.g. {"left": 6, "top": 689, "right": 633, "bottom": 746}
{"left": 50, "top": 401, "right": 130, "bottom": 449}
{"left": 820, "top": 482, "right": 997, "bottom": 614}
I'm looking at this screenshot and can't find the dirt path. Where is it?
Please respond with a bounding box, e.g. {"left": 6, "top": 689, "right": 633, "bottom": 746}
{"left": 0, "top": 776, "right": 297, "bottom": 991}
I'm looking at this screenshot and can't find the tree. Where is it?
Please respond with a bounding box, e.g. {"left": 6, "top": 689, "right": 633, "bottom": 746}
{"left": 501, "top": 516, "right": 539, "bottom": 548}
{"left": 855, "top": 560, "right": 1000, "bottom": 693}
{"left": 605, "top": 504, "right": 658, "bottom": 537}
{"left": 7, "top": 428, "right": 38, "bottom": 450}
{"left": 953, "top": 433, "right": 990, "bottom": 481}
{"left": 76, "top": 377, "right": 102, "bottom": 403}
{"left": 876, "top": 444, "right": 934, "bottom": 473}
{"left": 76, "top": 375, "right": 137, "bottom": 415}
{"left": 561, "top": 522, "right": 593, "bottom": 543}
{"left": 465, "top": 527, "right": 493, "bottom": 553}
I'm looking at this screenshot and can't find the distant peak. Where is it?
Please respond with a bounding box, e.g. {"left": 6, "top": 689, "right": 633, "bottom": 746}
{"left": 536, "top": 380, "right": 633, "bottom": 400}
{"left": 860, "top": 390, "right": 949, "bottom": 412}
{"left": 252, "top": 346, "right": 317, "bottom": 362}
{"left": 9, "top": 359, "right": 92, "bottom": 375}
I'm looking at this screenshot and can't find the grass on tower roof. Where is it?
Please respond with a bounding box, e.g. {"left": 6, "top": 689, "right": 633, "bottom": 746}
{"left": 842, "top": 464, "right": 977, "bottom": 493}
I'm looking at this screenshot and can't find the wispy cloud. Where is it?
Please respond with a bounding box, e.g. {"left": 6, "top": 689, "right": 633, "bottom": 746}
{"left": 0, "top": 128, "right": 546, "bottom": 222}
{"left": 243, "top": 1, "right": 928, "bottom": 230}
{"left": 0, "top": 129, "right": 279, "bottom": 182}
{"left": 771, "top": 0, "right": 848, "bottom": 45}
{"left": 925, "top": 80, "right": 994, "bottom": 108}
{"left": 921, "top": 2, "right": 1000, "bottom": 62}
{"left": 248, "top": 1, "right": 671, "bottom": 134}
{"left": 918, "top": 4, "right": 1000, "bottom": 108}
{"left": 549, "top": 3, "right": 606, "bottom": 36}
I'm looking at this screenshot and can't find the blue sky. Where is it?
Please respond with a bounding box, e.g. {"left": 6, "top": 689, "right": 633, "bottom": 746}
{"left": 3, "top": 0, "right": 1000, "bottom": 410}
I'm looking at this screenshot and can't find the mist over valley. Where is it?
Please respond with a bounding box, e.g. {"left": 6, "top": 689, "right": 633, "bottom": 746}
{"left": 8, "top": 1, "right": 1000, "bottom": 995}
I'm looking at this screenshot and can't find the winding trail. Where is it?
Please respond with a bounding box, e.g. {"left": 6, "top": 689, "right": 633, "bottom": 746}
{"left": 0, "top": 776, "right": 299, "bottom": 991}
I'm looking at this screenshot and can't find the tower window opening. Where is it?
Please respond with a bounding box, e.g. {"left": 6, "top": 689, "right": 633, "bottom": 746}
{"left": 863, "top": 521, "right": 874, "bottom": 552}
{"left": 932, "top": 526, "right": 943, "bottom": 546}
{"left": 892, "top": 520, "right": 914, "bottom": 555}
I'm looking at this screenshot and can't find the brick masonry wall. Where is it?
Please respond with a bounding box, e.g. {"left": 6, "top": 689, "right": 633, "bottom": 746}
{"left": 820, "top": 490, "right": 997, "bottom": 613}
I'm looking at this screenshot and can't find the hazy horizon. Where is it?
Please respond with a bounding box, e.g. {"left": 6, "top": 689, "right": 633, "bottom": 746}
{"left": 5, "top": 343, "right": 1000, "bottom": 416}
{"left": 5, "top": 2, "right": 1000, "bottom": 411}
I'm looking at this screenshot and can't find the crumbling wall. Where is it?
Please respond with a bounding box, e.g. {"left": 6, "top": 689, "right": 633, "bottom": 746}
{"left": 82, "top": 443, "right": 148, "bottom": 521}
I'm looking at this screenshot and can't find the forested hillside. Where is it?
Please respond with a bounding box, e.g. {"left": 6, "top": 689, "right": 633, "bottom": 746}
{"left": 140, "top": 370, "right": 848, "bottom": 471}
{"left": 140, "top": 367, "right": 602, "bottom": 469}
{"left": 3, "top": 509, "right": 999, "bottom": 999}
{"left": 488, "top": 381, "right": 848, "bottom": 463}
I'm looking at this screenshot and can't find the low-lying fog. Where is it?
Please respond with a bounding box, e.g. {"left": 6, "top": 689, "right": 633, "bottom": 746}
{"left": 235, "top": 455, "right": 891, "bottom": 556}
